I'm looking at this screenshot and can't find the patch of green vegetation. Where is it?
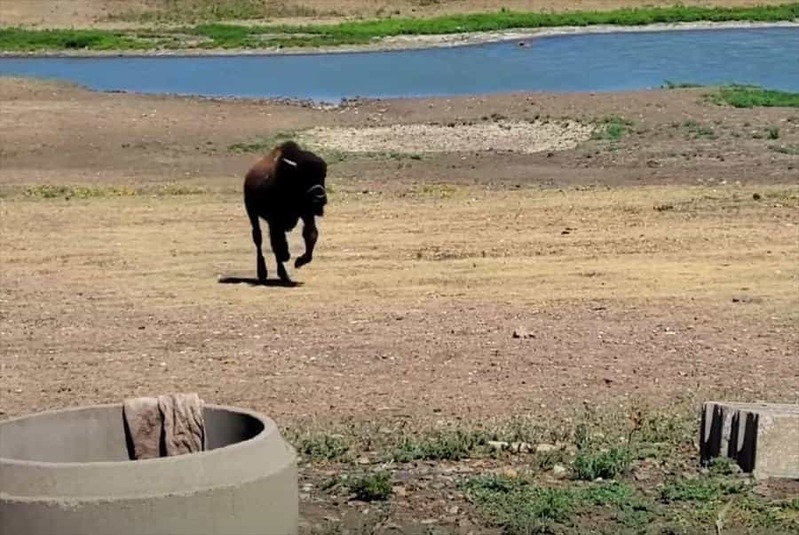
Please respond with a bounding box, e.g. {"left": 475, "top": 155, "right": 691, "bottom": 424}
{"left": 0, "top": 27, "right": 153, "bottom": 52}
{"left": 733, "top": 495, "right": 799, "bottom": 532}
{"left": 392, "top": 429, "right": 487, "bottom": 462}
{"left": 108, "top": 0, "right": 331, "bottom": 24}
{"left": 463, "top": 475, "right": 577, "bottom": 532}
{"left": 412, "top": 183, "right": 459, "bottom": 199}
{"left": 572, "top": 446, "right": 631, "bottom": 481}
{"left": 767, "top": 126, "right": 781, "bottom": 140}
{"left": 464, "top": 475, "right": 650, "bottom": 533}
{"left": 770, "top": 144, "right": 799, "bottom": 155}
{"left": 346, "top": 471, "right": 392, "bottom": 502}
{"left": 295, "top": 434, "right": 351, "bottom": 462}
{"left": 463, "top": 469, "right": 798, "bottom": 534}
{"left": 228, "top": 131, "right": 298, "bottom": 153}
{"left": 23, "top": 184, "right": 135, "bottom": 199}
{"left": 591, "top": 116, "right": 634, "bottom": 142}
{"left": 21, "top": 183, "right": 207, "bottom": 200}
{"left": 709, "top": 84, "right": 799, "bottom": 109}
{"left": 660, "top": 476, "right": 745, "bottom": 504}
{"left": 662, "top": 80, "right": 704, "bottom": 89}
{"left": 683, "top": 120, "right": 717, "bottom": 139}
{"left": 289, "top": 4, "right": 799, "bottom": 43}
{"left": 155, "top": 183, "right": 207, "bottom": 196}
{"left": 3, "top": 4, "right": 798, "bottom": 51}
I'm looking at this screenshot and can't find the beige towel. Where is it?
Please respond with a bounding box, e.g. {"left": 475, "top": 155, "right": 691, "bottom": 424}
{"left": 123, "top": 393, "right": 205, "bottom": 460}
{"left": 158, "top": 393, "right": 206, "bottom": 456}
{"left": 123, "top": 396, "right": 163, "bottom": 460}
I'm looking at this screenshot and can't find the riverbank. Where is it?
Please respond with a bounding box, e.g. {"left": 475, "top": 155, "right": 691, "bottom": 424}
{"left": 1, "top": 3, "right": 797, "bottom": 56}
{"left": 1, "top": 19, "right": 797, "bottom": 58}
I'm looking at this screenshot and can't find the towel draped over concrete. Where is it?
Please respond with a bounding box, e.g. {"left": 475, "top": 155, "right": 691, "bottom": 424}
{"left": 123, "top": 393, "right": 206, "bottom": 460}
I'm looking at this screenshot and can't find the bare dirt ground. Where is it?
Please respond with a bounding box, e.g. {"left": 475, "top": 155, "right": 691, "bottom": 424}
{"left": 1, "top": 0, "right": 792, "bottom": 27}
{"left": 1, "top": 76, "right": 798, "bottom": 531}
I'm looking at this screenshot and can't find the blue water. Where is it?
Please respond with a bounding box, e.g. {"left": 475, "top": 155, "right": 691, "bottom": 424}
{"left": 1, "top": 27, "right": 797, "bottom": 102}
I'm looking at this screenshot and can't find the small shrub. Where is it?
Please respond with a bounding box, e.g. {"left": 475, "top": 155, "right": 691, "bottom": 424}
{"left": 592, "top": 116, "right": 634, "bottom": 142}
{"left": 347, "top": 471, "right": 392, "bottom": 502}
{"left": 391, "top": 429, "right": 485, "bottom": 462}
{"left": 296, "top": 434, "right": 351, "bottom": 462}
{"left": 767, "top": 126, "right": 780, "bottom": 140}
{"left": 770, "top": 144, "right": 799, "bottom": 155}
{"left": 572, "top": 446, "right": 631, "bottom": 481}
{"left": 663, "top": 80, "right": 703, "bottom": 89}
{"left": 660, "top": 476, "right": 744, "bottom": 503}
{"left": 228, "top": 131, "right": 297, "bottom": 153}
{"left": 463, "top": 475, "right": 575, "bottom": 532}
{"left": 683, "top": 120, "right": 716, "bottom": 139}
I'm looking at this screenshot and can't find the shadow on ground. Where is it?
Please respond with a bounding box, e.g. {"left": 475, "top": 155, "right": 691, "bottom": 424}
{"left": 217, "top": 276, "right": 303, "bottom": 288}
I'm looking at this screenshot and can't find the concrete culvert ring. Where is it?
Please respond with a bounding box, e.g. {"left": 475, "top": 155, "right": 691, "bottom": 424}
{"left": 0, "top": 404, "right": 298, "bottom": 535}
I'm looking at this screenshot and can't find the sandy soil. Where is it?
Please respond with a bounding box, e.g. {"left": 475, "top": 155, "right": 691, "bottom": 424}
{"left": 1, "top": 76, "right": 798, "bottom": 428}
{"left": 2, "top": 0, "right": 792, "bottom": 28}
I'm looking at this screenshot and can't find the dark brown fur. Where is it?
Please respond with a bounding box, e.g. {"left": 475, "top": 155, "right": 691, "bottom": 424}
{"left": 243, "top": 141, "right": 327, "bottom": 284}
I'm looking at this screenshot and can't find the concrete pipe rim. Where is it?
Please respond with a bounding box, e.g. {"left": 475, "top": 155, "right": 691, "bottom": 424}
{"left": 0, "top": 402, "right": 278, "bottom": 468}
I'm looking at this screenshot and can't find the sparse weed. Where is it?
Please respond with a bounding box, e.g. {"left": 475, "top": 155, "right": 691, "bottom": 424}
{"left": 660, "top": 476, "right": 745, "bottom": 504}
{"left": 683, "top": 120, "right": 716, "bottom": 139}
{"left": 770, "top": 144, "right": 799, "bottom": 155}
{"left": 228, "top": 131, "right": 298, "bottom": 153}
{"left": 295, "top": 434, "right": 351, "bottom": 462}
{"left": 663, "top": 80, "right": 703, "bottom": 89}
{"left": 107, "top": 0, "right": 329, "bottom": 24}
{"left": 346, "top": 471, "right": 392, "bottom": 502}
{"left": 24, "top": 184, "right": 137, "bottom": 199}
{"left": 592, "top": 116, "right": 634, "bottom": 142}
{"left": 463, "top": 475, "right": 576, "bottom": 532}
{"left": 21, "top": 183, "right": 206, "bottom": 199}
{"left": 392, "top": 429, "right": 486, "bottom": 462}
{"left": 572, "top": 446, "right": 631, "bottom": 481}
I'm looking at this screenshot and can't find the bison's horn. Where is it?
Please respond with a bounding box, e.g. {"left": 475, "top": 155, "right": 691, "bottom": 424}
{"left": 281, "top": 157, "right": 298, "bottom": 167}
{"left": 306, "top": 184, "right": 327, "bottom": 201}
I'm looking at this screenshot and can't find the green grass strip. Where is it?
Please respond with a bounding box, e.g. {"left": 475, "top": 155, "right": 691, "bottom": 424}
{"left": 1, "top": 3, "right": 797, "bottom": 52}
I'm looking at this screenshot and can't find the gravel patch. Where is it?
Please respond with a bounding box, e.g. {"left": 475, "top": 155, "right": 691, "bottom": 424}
{"left": 304, "top": 120, "right": 595, "bottom": 154}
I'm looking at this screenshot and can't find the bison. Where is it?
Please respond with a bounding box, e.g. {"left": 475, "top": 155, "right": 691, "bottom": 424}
{"left": 243, "top": 140, "right": 327, "bottom": 285}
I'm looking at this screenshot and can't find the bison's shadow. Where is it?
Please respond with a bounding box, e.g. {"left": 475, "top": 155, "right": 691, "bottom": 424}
{"left": 217, "top": 276, "right": 303, "bottom": 288}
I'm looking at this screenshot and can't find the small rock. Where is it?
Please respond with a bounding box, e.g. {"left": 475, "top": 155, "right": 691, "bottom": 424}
{"left": 392, "top": 486, "right": 408, "bottom": 497}
{"left": 488, "top": 440, "right": 509, "bottom": 451}
{"left": 510, "top": 442, "right": 533, "bottom": 453}
{"left": 512, "top": 328, "right": 535, "bottom": 339}
{"left": 356, "top": 456, "right": 370, "bottom": 465}
{"left": 447, "top": 505, "right": 460, "bottom": 515}
{"left": 552, "top": 464, "right": 568, "bottom": 478}
{"left": 732, "top": 294, "right": 762, "bottom": 304}
{"left": 501, "top": 467, "right": 518, "bottom": 478}
{"left": 535, "top": 443, "right": 557, "bottom": 453}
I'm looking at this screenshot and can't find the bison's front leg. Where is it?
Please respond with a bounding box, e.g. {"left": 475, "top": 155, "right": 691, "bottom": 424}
{"left": 268, "top": 222, "right": 292, "bottom": 284}
{"left": 295, "top": 216, "right": 318, "bottom": 269}
{"left": 248, "top": 213, "right": 268, "bottom": 282}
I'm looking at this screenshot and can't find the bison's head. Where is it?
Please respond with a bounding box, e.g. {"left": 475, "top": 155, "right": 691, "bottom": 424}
{"left": 278, "top": 141, "right": 328, "bottom": 217}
